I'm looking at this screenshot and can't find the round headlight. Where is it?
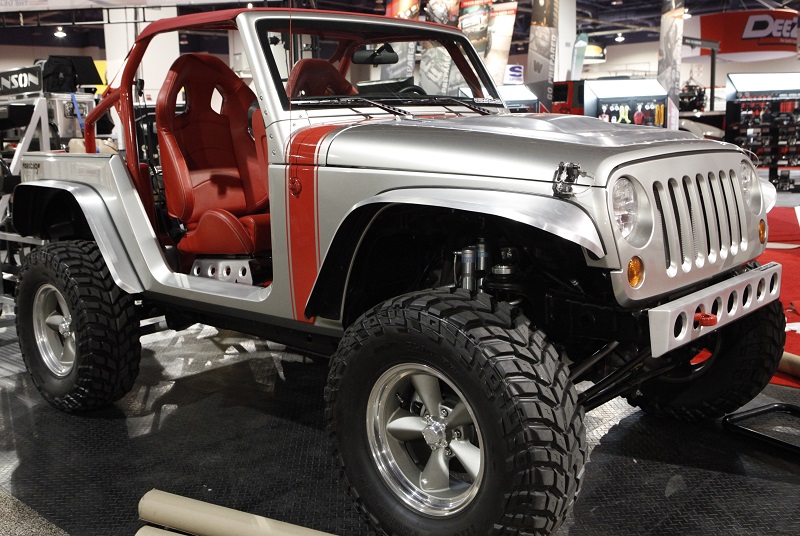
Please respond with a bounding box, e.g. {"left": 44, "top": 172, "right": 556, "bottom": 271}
{"left": 739, "top": 160, "right": 762, "bottom": 213}
{"left": 612, "top": 177, "right": 638, "bottom": 239}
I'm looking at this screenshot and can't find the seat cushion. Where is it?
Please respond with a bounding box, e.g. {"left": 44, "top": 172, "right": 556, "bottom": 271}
{"left": 177, "top": 209, "right": 271, "bottom": 255}
{"left": 286, "top": 58, "right": 358, "bottom": 98}
{"left": 240, "top": 213, "right": 272, "bottom": 253}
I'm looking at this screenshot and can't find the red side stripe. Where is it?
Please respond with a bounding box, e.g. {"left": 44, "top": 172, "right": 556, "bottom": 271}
{"left": 285, "top": 124, "right": 340, "bottom": 322}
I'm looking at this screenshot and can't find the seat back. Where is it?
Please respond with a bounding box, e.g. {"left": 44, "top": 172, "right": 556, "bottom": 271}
{"left": 285, "top": 58, "right": 358, "bottom": 99}
{"left": 156, "top": 53, "right": 268, "bottom": 225}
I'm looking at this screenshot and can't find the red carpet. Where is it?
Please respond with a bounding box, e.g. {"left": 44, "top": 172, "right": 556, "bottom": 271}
{"left": 766, "top": 207, "right": 800, "bottom": 243}
{"left": 771, "top": 371, "right": 800, "bottom": 388}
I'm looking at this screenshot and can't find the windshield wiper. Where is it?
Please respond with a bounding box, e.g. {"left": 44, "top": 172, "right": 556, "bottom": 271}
{"left": 294, "top": 95, "right": 495, "bottom": 116}
{"left": 342, "top": 97, "right": 413, "bottom": 117}
{"left": 295, "top": 96, "right": 412, "bottom": 117}
{"left": 418, "top": 97, "right": 494, "bottom": 116}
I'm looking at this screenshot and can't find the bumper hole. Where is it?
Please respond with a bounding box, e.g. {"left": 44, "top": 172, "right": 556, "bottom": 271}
{"left": 674, "top": 313, "right": 687, "bottom": 339}
{"left": 743, "top": 284, "right": 752, "bottom": 307}
{"left": 727, "top": 291, "right": 738, "bottom": 315}
{"left": 711, "top": 297, "right": 722, "bottom": 317}
{"left": 757, "top": 278, "right": 766, "bottom": 301}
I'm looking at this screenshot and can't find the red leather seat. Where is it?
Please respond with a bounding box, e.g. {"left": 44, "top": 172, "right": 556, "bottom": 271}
{"left": 285, "top": 58, "right": 358, "bottom": 98}
{"left": 156, "top": 53, "right": 270, "bottom": 256}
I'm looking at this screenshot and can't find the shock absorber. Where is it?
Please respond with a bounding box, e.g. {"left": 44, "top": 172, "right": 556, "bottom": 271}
{"left": 475, "top": 239, "right": 491, "bottom": 291}
{"left": 456, "top": 238, "right": 491, "bottom": 293}
{"left": 460, "top": 246, "right": 476, "bottom": 292}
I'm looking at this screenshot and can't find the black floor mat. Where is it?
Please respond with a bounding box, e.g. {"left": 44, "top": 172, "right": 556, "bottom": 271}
{"left": 1, "top": 318, "right": 799, "bottom": 535}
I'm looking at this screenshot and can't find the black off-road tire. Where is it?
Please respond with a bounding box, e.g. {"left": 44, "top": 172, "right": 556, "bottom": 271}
{"left": 629, "top": 300, "right": 786, "bottom": 421}
{"left": 326, "top": 288, "right": 586, "bottom": 536}
{"left": 16, "top": 240, "right": 141, "bottom": 412}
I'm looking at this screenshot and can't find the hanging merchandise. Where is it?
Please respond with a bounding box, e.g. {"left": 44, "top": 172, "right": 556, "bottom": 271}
{"left": 599, "top": 104, "right": 610, "bottom": 122}
{"left": 633, "top": 104, "right": 645, "bottom": 125}
{"left": 655, "top": 104, "right": 665, "bottom": 127}
{"left": 726, "top": 72, "right": 800, "bottom": 191}
{"left": 679, "top": 68, "right": 706, "bottom": 112}
{"left": 618, "top": 104, "right": 630, "bottom": 124}
{"left": 583, "top": 79, "right": 669, "bottom": 129}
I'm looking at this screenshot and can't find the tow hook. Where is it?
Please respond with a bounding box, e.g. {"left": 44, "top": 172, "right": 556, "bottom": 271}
{"left": 694, "top": 312, "right": 718, "bottom": 327}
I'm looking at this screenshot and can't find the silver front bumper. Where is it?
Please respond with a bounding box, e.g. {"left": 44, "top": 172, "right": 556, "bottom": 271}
{"left": 648, "top": 262, "right": 781, "bottom": 357}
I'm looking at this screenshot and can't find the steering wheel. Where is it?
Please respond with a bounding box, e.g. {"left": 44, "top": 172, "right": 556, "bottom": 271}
{"left": 398, "top": 85, "right": 427, "bottom": 96}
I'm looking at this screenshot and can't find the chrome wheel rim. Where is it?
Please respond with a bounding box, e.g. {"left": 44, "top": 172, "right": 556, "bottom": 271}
{"left": 32, "top": 284, "right": 76, "bottom": 377}
{"left": 367, "top": 363, "right": 484, "bottom": 517}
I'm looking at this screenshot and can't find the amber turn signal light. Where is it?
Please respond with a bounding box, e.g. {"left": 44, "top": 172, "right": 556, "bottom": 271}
{"left": 758, "top": 219, "right": 766, "bottom": 244}
{"left": 627, "top": 256, "right": 644, "bottom": 288}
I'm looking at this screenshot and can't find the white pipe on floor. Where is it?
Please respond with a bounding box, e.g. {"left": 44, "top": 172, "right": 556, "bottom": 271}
{"left": 135, "top": 527, "right": 185, "bottom": 536}
{"left": 779, "top": 352, "right": 800, "bottom": 378}
{"left": 138, "top": 489, "right": 334, "bottom": 536}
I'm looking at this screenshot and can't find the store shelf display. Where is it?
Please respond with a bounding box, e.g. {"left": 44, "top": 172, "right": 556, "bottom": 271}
{"left": 726, "top": 73, "right": 800, "bottom": 191}
{"left": 583, "top": 79, "right": 668, "bottom": 128}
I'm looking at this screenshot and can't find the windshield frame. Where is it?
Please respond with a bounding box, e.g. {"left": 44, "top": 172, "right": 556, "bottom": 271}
{"left": 254, "top": 15, "right": 503, "bottom": 112}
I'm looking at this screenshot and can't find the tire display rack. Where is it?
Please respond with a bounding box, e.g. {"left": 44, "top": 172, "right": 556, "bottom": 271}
{"left": 725, "top": 73, "right": 800, "bottom": 191}
{"left": 0, "top": 313, "right": 798, "bottom": 535}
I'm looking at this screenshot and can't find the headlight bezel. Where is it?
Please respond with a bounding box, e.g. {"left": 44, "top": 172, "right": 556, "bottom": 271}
{"left": 738, "top": 159, "right": 763, "bottom": 214}
{"left": 611, "top": 175, "right": 653, "bottom": 248}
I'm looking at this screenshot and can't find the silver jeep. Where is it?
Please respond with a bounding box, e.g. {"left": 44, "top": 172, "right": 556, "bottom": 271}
{"left": 0, "top": 8, "right": 784, "bottom": 536}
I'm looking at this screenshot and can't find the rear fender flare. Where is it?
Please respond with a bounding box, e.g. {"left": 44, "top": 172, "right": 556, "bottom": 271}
{"left": 306, "top": 188, "right": 605, "bottom": 320}
{"left": 12, "top": 181, "right": 144, "bottom": 294}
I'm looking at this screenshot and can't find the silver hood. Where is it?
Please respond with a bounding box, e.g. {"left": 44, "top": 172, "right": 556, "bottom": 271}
{"left": 321, "top": 113, "right": 738, "bottom": 186}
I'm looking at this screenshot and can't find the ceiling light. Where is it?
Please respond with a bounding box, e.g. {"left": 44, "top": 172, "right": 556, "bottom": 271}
{"left": 54, "top": 26, "right": 66, "bottom": 38}
{"left": 614, "top": 33, "right": 625, "bottom": 42}
{"left": 584, "top": 43, "right": 606, "bottom": 64}
{"left": 682, "top": 8, "right": 692, "bottom": 19}
{"left": 247, "top": 2, "right": 253, "bottom": 7}
{"left": 611, "top": 1, "right": 623, "bottom": 5}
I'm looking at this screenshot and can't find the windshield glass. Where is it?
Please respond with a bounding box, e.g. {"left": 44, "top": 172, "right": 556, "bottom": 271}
{"left": 255, "top": 17, "right": 502, "bottom": 110}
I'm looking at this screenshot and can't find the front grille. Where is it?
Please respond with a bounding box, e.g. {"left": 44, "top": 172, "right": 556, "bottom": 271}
{"left": 652, "top": 170, "right": 747, "bottom": 276}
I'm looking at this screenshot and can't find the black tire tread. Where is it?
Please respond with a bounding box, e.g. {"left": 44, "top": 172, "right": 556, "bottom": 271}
{"left": 326, "top": 288, "right": 587, "bottom": 536}
{"left": 16, "top": 240, "right": 140, "bottom": 412}
{"left": 629, "top": 300, "right": 786, "bottom": 421}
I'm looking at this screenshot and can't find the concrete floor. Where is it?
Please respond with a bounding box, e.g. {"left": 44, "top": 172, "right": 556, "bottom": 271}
{"left": 0, "top": 489, "right": 67, "bottom": 536}
{"left": 775, "top": 189, "right": 800, "bottom": 207}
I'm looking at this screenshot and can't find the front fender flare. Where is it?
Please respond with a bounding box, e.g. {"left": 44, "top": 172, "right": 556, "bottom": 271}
{"left": 13, "top": 181, "right": 144, "bottom": 294}
{"left": 356, "top": 188, "right": 605, "bottom": 257}
{"left": 306, "top": 188, "right": 605, "bottom": 320}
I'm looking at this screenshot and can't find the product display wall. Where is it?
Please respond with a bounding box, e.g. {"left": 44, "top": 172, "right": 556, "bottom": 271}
{"left": 726, "top": 73, "right": 800, "bottom": 188}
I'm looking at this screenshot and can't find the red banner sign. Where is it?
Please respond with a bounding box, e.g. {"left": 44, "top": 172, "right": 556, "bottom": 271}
{"left": 698, "top": 9, "right": 797, "bottom": 57}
